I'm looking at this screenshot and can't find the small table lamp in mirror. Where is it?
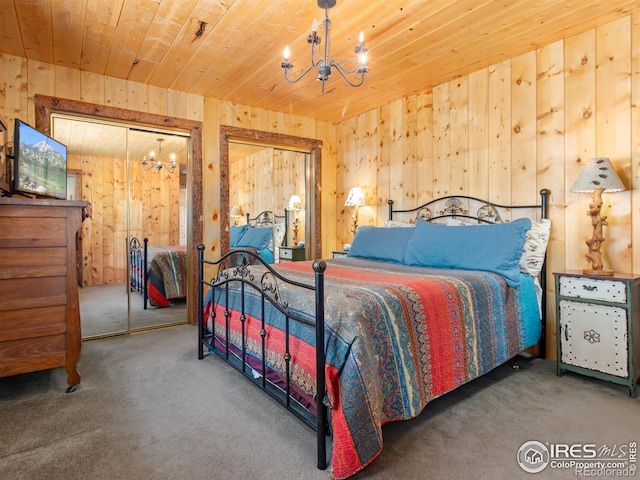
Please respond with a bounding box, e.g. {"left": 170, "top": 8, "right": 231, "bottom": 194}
{"left": 344, "top": 187, "right": 367, "bottom": 237}
{"left": 570, "top": 157, "right": 625, "bottom": 276}
{"left": 288, "top": 195, "right": 303, "bottom": 244}
{"left": 230, "top": 205, "right": 244, "bottom": 226}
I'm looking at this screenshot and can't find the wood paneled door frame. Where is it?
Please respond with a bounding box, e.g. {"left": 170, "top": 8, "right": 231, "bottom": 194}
{"left": 34, "top": 94, "right": 203, "bottom": 326}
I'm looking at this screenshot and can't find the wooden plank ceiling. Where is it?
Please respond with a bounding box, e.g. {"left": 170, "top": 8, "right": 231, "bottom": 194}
{"left": 1, "top": 0, "right": 638, "bottom": 124}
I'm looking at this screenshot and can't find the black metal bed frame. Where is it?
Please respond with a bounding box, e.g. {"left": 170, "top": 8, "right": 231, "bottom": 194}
{"left": 197, "top": 189, "right": 550, "bottom": 471}
{"left": 129, "top": 236, "right": 149, "bottom": 310}
{"left": 197, "top": 248, "right": 328, "bottom": 469}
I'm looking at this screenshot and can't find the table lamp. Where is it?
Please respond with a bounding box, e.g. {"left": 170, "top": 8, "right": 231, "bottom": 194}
{"left": 570, "top": 157, "right": 625, "bottom": 276}
{"left": 230, "top": 205, "right": 244, "bottom": 226}
{"left": 288, "top": 195, "right": 303, "bottom": 244}
{"left": 344, "top": 186, "right": 367, "bottom": 236}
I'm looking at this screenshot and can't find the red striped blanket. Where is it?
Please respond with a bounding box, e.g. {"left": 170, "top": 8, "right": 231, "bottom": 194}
{"left": 147, "top": 246, "right": 187, "bottom": 307}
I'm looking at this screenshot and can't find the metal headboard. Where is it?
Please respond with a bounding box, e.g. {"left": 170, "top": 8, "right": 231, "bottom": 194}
{"left": 388, "top": 189, "right": 550, "bottom": 358}
{"left": 245, "top": 210, "right": 289, "bottom": 246}
{"left": 388, "top": 190, "right": 550, "bottom": 225}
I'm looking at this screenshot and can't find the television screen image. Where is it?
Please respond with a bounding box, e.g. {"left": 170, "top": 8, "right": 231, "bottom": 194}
{"left": 14, "top": 119, "right": 67, "bottom": 199}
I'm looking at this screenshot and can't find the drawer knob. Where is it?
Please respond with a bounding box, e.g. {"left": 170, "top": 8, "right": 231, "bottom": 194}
{"left": 582, "top": 285, "right": 597, "bottom": 291}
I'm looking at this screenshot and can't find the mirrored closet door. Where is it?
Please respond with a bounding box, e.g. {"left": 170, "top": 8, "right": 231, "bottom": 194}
{"left": 52, "top": 115, "right": 189, "bottom": 339}
{"left": 228, "top": 140, "right": 309, "bottom": 262}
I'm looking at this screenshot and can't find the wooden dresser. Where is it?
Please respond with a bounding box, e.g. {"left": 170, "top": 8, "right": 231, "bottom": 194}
{"left": 0, "top": 197, "right": 87, "bottom": 392}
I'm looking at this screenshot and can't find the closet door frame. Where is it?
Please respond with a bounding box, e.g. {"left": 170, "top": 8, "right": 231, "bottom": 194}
{"left": 35, "top": 94, "right": 203, "bottom": 326}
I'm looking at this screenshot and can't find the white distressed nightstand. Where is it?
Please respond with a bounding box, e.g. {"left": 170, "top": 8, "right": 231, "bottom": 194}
{"left": 332, "top": 250, "right": 349, "bottom": 258}
{"left": 554, "top": 271, "right": 640, "bottom": 397}
{"left": 278, "top": 245, "right": 306, "bottom": 262}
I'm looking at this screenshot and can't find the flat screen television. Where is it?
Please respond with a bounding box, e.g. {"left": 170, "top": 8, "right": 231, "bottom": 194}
{"left": 13, "top": 119, "right": 67, "bottom": 199}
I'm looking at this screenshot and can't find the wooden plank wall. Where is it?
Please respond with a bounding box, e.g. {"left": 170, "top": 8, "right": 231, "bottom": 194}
{"left": 335, "top": 13, "right": 640, "bottom": 359}
{"left": 0, "top": 54, "right": 200, "bottom": 289}
{"left": 0, "top": 52, "right": 336, "bottom": 293}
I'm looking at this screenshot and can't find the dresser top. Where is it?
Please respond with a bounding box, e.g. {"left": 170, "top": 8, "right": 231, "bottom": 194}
{"left": 0, "top": 197, "right": 88, "bottom": 208}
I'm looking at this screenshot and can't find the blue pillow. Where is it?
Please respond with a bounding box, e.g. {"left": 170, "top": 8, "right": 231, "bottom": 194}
{"left": 235, "top": 226, "right": 273, "bottom": 252}
{"left": 403, "top": 218, "right": 531, "bottom": 288}
{"left": 348, "top": 226, "right": 416, "bottom": 263}
{"left": 230, "top": 224, "right": 250, "bottom": 247}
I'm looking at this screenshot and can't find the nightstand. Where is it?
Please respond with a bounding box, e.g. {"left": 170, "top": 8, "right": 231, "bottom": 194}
{"left": 279, "top": 245, "right": 306, "bottom": 262}
{"left": 332, "top": 250, "right": 349, "bottom": 258}
{"left": 554, "top": 271, "right": 640, "bottom": 397}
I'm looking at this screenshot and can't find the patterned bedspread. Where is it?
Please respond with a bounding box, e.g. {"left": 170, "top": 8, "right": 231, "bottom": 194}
{"left": 146, "top": 246, "right": 187, "bottom": 307}
{"left": 203, "top": 257, "right": 541, "bottom": 479}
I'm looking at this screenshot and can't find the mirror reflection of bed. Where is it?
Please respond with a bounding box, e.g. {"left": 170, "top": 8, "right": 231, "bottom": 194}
{"left": 53, "top": 116, "right": 190, "bottom": 339}
{"left": 228, "top": 140, "right": 309, "bottom": 262}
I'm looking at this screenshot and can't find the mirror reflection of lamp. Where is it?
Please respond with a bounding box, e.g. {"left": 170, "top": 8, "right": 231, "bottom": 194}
{"left": 570, "top": 157, "right": 626, "bottom": 276}
{"left": 288, "top": 195, "right": 303, "bottom": 244}
{"left": 344, "top": 186, "right": 367, "bottom": 237}
{"left": 230, "top": 205, "right": 244, "bottom": 226}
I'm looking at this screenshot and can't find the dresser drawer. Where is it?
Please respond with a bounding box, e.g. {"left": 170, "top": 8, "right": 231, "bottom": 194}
{"left": 558, "top": 276, "right": 627, "bottom": 304}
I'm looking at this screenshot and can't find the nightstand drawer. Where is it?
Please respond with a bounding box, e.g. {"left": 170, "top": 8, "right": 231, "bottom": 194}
{"left": 558, "top": 276, "right": 627, "bottom": 304}
{"left": 280, "top": 248, "right": 293, "bottom": 260}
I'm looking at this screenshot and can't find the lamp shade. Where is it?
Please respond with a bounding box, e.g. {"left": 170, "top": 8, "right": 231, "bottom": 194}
{"left": 230, "top": 205, "right": 243, "bottom": 216}
{"left": 288, "top": 195, "right": 303, "bottom": 210}
{"left": 570, "top": 157, "right": 625, "bottom": 193}
{"left": 344, "top": 187, "right": 367, "bottom": 207}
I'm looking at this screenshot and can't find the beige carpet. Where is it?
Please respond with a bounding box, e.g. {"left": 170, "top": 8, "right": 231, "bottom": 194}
{"left": 79, "top": 283, "right": 187, "bottom": 338}
{"left": 1, "top": 324, "right": 639, "bottom": 480}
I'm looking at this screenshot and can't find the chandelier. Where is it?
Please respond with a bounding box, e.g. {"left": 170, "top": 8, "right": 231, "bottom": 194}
{"left": 281, "top": 0, "right": 369, "bottom": 93}
{"left": 142, "top": 138, "right": 176, "bottom": 174}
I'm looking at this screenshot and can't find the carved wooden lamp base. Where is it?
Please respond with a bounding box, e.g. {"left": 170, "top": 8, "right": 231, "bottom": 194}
{"left": 582, "top": 187, "right": 614, "bottom": 276}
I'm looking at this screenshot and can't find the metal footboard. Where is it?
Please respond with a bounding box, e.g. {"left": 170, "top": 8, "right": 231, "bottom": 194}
{"left": 197, "top": 246, "right": 328, "bottom": 470}
{"left": 129, "top": 236, "right": 149, "bottom": 310}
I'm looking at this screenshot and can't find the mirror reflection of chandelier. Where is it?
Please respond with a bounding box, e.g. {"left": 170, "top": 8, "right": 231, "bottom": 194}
{"left": 142, "top": 138, "right": 177, "bottom": 173}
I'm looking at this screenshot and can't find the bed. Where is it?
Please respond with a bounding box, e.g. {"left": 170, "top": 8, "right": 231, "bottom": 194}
{"left": 229, "top": 210, "right": 288, "bottom": 264}
{"left": 198, "top": 190, "right": 551, "bottom": 479}
{"left": 129, "top": 237, "right": 187, "bottom": 309}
